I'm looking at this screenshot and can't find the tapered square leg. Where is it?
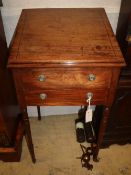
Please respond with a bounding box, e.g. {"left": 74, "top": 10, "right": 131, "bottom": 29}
{"left": 37, "top": 106, "right": 41, "bottom": 121}
{"left": 23, "top": 110, "right": 36, "bottom": 163}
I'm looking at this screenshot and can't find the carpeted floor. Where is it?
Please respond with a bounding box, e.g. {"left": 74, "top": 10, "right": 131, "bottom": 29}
{"left": 0, "top": 114, "right": 131, "bottom": 175}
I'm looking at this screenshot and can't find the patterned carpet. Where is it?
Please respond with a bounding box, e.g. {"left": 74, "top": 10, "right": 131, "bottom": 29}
{"left": 0, "top": 114, "right": 131, "bottom": 175}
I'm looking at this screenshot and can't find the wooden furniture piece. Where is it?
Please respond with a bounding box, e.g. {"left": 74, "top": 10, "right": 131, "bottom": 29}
{"left": 0, "top": 0, "right": 2, "bottom": 6}
{"left": 8, "top": 8, "right": 125, "bottom": 163}
{"left": 37, "top": 106, "right": 41, "bottom": 120}
{"left": 101, "top": 0, "right": 131, "bottom": 147}
{"left": 0, "top": 8, "right": 23, "bottom": 161}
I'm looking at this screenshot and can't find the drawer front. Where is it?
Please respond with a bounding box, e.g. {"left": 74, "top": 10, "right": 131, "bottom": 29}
{"left": 20, "top": 68, "right": 112, "bottom": 90}
{"left": 23, "top": 89, "right": 108, "bottom": 106}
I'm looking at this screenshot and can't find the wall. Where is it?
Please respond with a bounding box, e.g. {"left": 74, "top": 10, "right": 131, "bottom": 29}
{"left": 1, "top": 0, "right": 121, "bottom": 116}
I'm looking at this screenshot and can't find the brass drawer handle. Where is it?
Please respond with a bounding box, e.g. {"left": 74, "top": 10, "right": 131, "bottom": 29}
{"left": 88, "top": 74, "right": 96, "bottom": 81}
{"left": 87, "top": 92, "right": 93, "bottom": 100}
{"left": 40, "top": 93, "right": 47, "bottom": 100}
{"left": 38, "top": 75, "right": 46, "bottom": 82}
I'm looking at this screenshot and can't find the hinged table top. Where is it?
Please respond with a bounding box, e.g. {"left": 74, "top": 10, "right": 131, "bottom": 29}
{"left": 8, "top": 8, "right": 125, "bottom": 68}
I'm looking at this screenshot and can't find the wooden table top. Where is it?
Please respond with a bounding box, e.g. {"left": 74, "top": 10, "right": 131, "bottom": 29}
{"left": 8, "top": 8, "right": 125, "bottom": 68}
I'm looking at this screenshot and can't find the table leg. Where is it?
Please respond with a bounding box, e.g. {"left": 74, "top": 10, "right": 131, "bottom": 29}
{"left": 93, "top": 106, "right": 110, "bottom": 161}
{"left": 37, "top": 106, "right": 41, "bottom": 120}
{"left": 23, "top": 110, "right": 36, "bottom": 163}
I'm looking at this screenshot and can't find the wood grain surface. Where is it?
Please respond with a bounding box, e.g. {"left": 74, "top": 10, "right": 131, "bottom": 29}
{"left": 17, "top": 68, "right": 112, "bottom": 90}
{"left": 8, "top": 8, "right": 126, "bottom": 163}
{"left": 8, "top": 8, "right": 125, "bottom": 68}
{"left": 23, "top": 89, "right": 108, "bottom": 106}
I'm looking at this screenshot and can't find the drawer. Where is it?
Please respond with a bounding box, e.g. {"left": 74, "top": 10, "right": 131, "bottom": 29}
{"left": 20, "top": 68, "right": 112, "bottom": 90}
{"left": 23, "top": 89, "right": 108, "bottom": 106}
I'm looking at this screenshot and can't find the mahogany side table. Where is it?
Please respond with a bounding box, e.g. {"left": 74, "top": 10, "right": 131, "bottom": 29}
{"left": 8, "top": 8, "right": 125, "bottom": 163}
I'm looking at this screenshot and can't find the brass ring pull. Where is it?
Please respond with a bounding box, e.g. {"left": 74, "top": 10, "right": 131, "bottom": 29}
{"left": 88, "top": 74, "right": 96, "bottom": 81}
{"left": 38, "top": 75, "right": 46, "bottom": 82}
{"left": 86, "top": 92, "right": 93, "bottom": 100}
{"left": 40, "top": 93, "right": 47, "bottom": 100}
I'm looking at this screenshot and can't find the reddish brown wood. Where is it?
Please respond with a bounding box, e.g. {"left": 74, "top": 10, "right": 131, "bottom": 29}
{"left": 8, "top": 8, "right": 125, "bottom": 68}
{"left": 106, "top": 68, "right": 121, "bottom": 106}
{"left": 93, "top": 107, "right": 110, "bottom": 160}
{"left": 23, "top": 89, "right": 108, "bottom": 106}
{"left": 18, "top": 68, "right": 112, "bottom": 90}
{"left": 12, "top": 70, "right": 36, "bottom": 163}
{"left": 97, "top": 107, "right": 110, "bottom": 146}
{"left": 0, "top": 9, "right": 23, "bottom": 161}
{"left": 8, "top": 8, "right": 125, "bottom": 163}
{"left": 0, "top": 120, "right": 24, "bottom": 162}
{"left": 23, "top": 110, "right": 36, "bottom": 163}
